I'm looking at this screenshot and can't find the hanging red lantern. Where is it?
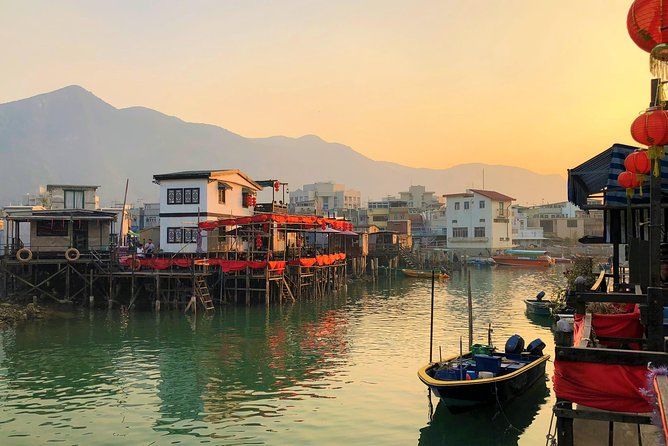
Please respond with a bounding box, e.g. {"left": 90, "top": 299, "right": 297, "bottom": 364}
{"left": 321, "top": 222, "right": 327, "bottom": 231}
{"left": 631, "top": 109, "right": 668, "bottom": 145}
{"left": 255, "top": 235, "right": 262, "bottom": 249}
{"left": 630, "top": 109, "right": 668, "bottom": 176}
{"left": 628, "top": 0, "right": 668, "bottom": 78}
{"left": 625, "top": 150, "right": 651, "bottom": 175}
{"left": 618, "top": 170, "right": 643, "bottom": 198}
{"left": 251, "top": 196, "right": 257, "bottom": 206}
{"left": 274, "top": 181, "right": 280, "bottom": 192}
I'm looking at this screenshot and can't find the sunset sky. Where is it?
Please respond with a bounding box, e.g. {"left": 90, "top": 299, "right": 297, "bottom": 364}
{"left": 0, "top": 0, "right": 652, "bottom": 176}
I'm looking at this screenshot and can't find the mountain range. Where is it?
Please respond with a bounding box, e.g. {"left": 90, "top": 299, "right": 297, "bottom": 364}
{"left": 0, "top": 85, "right": 566, "bottom": 206}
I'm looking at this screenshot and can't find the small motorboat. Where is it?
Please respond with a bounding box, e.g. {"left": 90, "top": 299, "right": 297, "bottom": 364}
{"left": 466, "top": 257, "right": 495, "bottom": 266}
{"left": 418, "top": 335, "right": 549, "bottom": 407}
{"left": 402, "top": 269, "right": 449, "bottom": 279}
{"left": 524, "top": 291, "right": 552, "bottom": 316}
{"left": 492, "top": 249, "right": 555, "bottom": 268}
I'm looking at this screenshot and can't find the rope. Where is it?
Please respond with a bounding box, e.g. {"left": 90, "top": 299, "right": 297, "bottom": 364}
{"left": 545, "top": 405, "right": 557, "bottom": 446}
{"left": 492, "top": 382, "right": 522, "bottom": 434}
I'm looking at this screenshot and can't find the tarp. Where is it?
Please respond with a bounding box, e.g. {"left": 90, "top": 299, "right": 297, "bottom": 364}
{"left": 199, "top": 213, "right": 354, "bottom": 232}
{"left": 553, "top": 306, "right": 650, "bottom": 413}
{"left": 573, "top": 306, "right": 643, "bottom": 349}
{"left": 553, "top": 361, "right": 651, "bottom": 413}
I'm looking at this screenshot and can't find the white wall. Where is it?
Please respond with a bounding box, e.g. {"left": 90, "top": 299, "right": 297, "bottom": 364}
{"left": 157, "top": 173, "right": 258, "bottom": 253}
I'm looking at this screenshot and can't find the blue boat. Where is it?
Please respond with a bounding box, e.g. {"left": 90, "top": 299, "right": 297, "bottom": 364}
{"left": 417, "top": 336, "right": 549, "bottom": 407}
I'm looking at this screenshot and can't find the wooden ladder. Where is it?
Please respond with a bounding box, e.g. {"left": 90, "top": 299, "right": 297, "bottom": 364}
{"left": 194, "top": 276, "right": 215, "bottom": 312}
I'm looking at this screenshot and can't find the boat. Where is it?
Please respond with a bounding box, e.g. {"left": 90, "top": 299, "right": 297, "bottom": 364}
{"left": 492, "top": 249, "right": 555, "bottom": 268}
{"left": 418, "top": 335, "right": 549, "bottom": 407}
{"left": 402, "top": 269, "right": 449, "bottom": 279}
{"left": 466, "top": 257, "right": 495, "bottom": 266}
{"left": 523, "top": 291, "right": 552, "bottom": 316}
{"left": 553, "top": 256, "right": 573, "bottom": 264}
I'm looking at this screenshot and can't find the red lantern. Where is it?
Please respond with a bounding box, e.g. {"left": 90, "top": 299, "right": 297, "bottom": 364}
{"left": 255, "top": 235, "right": 262, "bottom": 249}
{"left": 625, "top": 150, "right": 651, "bottom": 175}
{"left": 251, "top": 196, "right": 256, "bottom": 206}
{"left": 628, "top": 0, "right": 668, "bottom": 78}
{"left": 274, "top": 181, "right": 280, "bottom": 192}
{"left": 631, "top": 109, "right": 668, "bottom": 146}
{"left": 618, "top": 171, "right": 640, "bottom": 189}
{"left": 321, "top": 222, "right": 327, "bottom": 231}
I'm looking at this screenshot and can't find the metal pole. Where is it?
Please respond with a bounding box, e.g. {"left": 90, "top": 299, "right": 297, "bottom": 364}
{"left": 429, "top": 269, "right": 435, "bottom": 362}
{"left": 467, "top": 268, "right": 473, "bottom": 349}
{"left": 118, "top": 179, "right": 129, "bottom": 247}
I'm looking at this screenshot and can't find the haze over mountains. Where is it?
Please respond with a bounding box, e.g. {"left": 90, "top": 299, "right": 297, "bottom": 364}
{"left": 0, "top": 86, "right": 566, "bottom": 206}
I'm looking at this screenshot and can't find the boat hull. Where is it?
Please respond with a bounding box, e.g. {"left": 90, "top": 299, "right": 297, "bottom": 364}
{"left": 524, "top": 299, "right": 552, "bottom": 316}
{"left": 418, "top": 355, "right": 549, "bottom": 407}
{"left": 401, "top": 269, "right": 449, "bottom": 279}
{"left": 492, "top": 255, "right": 554, "bottom": 268}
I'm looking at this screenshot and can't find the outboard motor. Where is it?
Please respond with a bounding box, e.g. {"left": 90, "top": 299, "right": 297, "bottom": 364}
{"left": 505, "top": 334, "right": 525, "bottom": 356}
{"left": 526, "top": 338, "right": 546, "bottom": 356}
{"left": 535, "top": 291, "right": 546, "bottom": 301}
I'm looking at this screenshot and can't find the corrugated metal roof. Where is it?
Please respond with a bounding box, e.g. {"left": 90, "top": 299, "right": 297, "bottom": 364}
{"left": 567, "top": 143, "right": 668, "bottom": 208}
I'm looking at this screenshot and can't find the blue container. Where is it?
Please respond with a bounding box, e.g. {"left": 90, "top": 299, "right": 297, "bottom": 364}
{"left": 474, "top": 354, "right": 501, "bottom": 374}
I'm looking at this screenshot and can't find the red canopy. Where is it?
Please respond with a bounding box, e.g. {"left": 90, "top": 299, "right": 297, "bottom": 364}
{"left": 199, "top": 213, "right": 354, "bottom": 232}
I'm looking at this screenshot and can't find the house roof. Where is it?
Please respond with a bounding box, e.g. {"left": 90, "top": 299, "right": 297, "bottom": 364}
{"left": 468, "top": 189, "right": 515, "bottom": 202}
{"left": 46, "top": 184, "right": 100, "bottom": 190}
{"left": 6, "top": 209, "right": 117, "bottom": 221}
{"left": 153, "top": 169, "right": 262, "bottom": 190}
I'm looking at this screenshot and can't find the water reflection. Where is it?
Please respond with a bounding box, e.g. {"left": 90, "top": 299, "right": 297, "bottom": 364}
{"left": 0, "top": 267, "right": 566, "bottom": 445}
{"left": 419, "top": 378, "right": 550, "bottom": 445}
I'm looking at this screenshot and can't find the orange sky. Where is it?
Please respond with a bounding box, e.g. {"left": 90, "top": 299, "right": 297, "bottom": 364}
{"left": 0, "top": 0, "right": 653, "bottom": 176}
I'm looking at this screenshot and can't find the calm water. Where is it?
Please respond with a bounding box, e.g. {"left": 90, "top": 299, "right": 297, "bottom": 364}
{"left": 0, "top": 267, "right": 566, "bottom": 445}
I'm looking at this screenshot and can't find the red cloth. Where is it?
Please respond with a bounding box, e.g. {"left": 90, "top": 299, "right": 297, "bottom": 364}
{"left": 573, "top": 306, "right": 643, "bottom": 349}
{"left": 288, "top": 258, "right": 317, "bottom": 267}
{"left": 553, "top": 360, "right": 651, "bottom": 413}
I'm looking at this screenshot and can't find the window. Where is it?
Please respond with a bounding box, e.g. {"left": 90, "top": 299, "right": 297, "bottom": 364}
{"left": 454, "top": 202, "right": 460, "bottom": 210}
{"left": 479, "top": 218, "right": 485, "bottom": 223}
{"left": 167, "top": 188, "right": 183, "bottom": 205}
{"left": 479, "top": 200, "right": 485, "bottom": 209}
{"left": 464, "top": 201, "right": 470, "bottom": 210}
{"left": 36, "top": 220, "right": 69, "bottom": 236}
{"left": 242, "top": 192, "right": 250, "bottom": 208}
{"left": 167, "top": 227, "right": 182, "bottom": 243}
{"left": 218, "top": 188, "right": 226, "bottom": 204}
{"left": 452, "top": 220, "right": 457, "bottom": 224}
{"left": 183, "top": 188, "right": 199, "bottom": 204}
{"left": 567, "top": 219, "right": 578, "bottom": 228}
{"left": 64, "top": 190, "right": 85, "bottom": 209}
{"left": 474, "top": 227, "right": 486, "bottom": 238}
{"left": 452, "top": 227, "right": 468, "bottom": 238}
{"left": 183, "top": 228, "right": 198, "bottom": 243}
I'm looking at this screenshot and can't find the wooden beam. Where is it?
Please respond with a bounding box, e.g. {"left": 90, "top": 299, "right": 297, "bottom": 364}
{"left": 556, "top": 346, "right": 668, "bottom": 365}
{"left": 553, "top": 407, "right": 652, "bottom": 425}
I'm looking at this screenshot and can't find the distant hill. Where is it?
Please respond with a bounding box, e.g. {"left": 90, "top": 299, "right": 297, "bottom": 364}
{"left": 0, "top": 85, "right": 566, "bottom": 206}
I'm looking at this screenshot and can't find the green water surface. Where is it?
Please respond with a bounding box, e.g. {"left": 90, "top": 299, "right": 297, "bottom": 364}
{"left": 0, "top": 266, "right": 566, "bottom": 445}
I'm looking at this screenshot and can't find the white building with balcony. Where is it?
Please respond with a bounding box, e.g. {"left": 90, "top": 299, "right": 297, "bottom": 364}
{"left": 444, "top": 189, "right": 514, "bottom": 255}
{"left": 153, "top": 169, "right": 262, "bottom": 253}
